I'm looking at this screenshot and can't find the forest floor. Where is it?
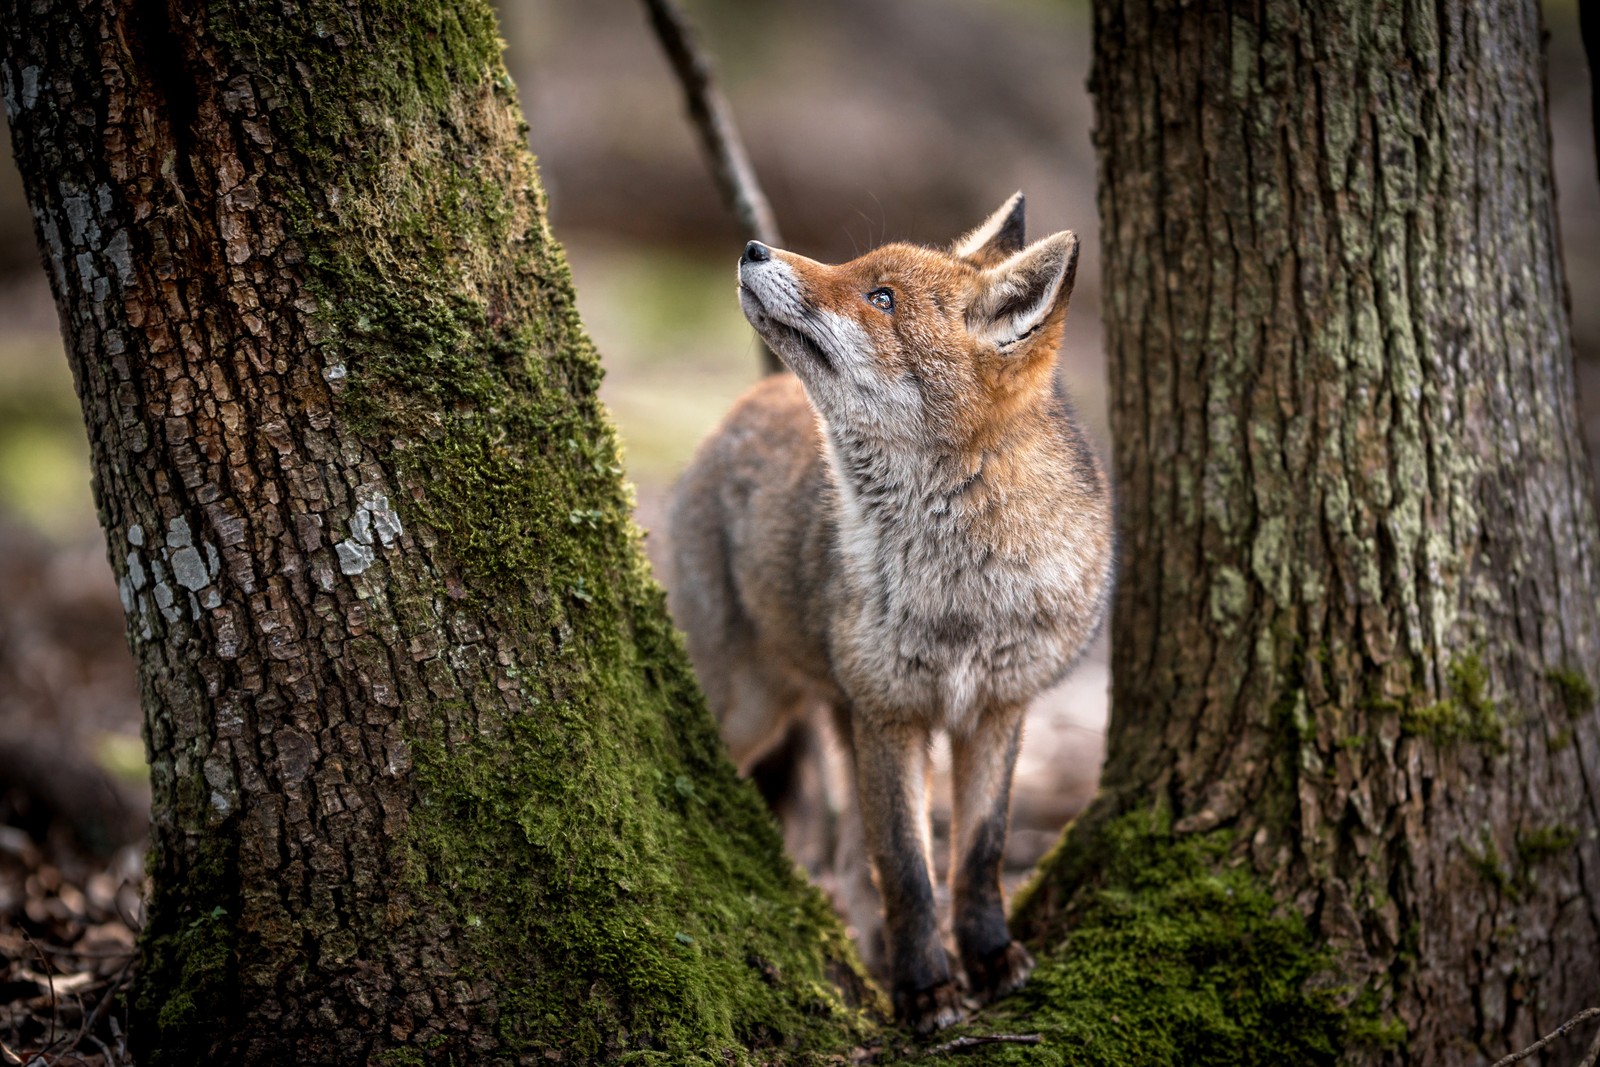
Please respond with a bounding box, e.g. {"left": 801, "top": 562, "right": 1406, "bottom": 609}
{"left": 0, "top": 827, "right": 142, "bottom": 1067}
{"left": 0, "top": 519, "right": 145, "bottom": 1067}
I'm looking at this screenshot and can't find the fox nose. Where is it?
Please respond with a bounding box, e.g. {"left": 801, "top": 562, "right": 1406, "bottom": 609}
{"left": 742, "top": 240, "right": 771, "bottom": 264}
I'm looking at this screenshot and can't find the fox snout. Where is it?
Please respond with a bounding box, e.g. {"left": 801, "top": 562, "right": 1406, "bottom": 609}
{"left": 738, "top": 246, "right": 845, "bottom": 376}
{"left": 736, "top": 241, "right": 803, "bottom": 314}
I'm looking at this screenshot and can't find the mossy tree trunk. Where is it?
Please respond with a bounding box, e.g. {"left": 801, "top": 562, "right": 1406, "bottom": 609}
{"left": 0, "top": 1, "right": 872, "bottom": 1063}
{"left": 1019, "top": 0, "right": 1600, "bottom": 1063}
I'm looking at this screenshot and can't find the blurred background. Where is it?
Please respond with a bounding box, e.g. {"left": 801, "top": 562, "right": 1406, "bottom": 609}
{"left": 0, "top": 0, "right": 1595, "bottom": 1029}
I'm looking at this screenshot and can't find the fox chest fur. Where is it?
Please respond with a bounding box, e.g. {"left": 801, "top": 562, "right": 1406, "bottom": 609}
{"left": 815, "top": 393, "right": 1107, "bottom": 734}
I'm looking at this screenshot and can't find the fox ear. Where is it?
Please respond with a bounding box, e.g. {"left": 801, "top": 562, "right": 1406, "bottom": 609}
{"left": 968, "top": 230, "right": 1079, "bottom": 353}
{"left": 951, "top": 191, "right": 1026, "bottom": 266}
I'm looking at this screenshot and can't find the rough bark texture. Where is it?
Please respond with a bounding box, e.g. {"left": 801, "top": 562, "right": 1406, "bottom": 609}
{"left": 1019, "top": 1, "right": 1600, "bottom": 1064}
{"left": 0, "top": 1, "right": 872, "bottom": 1063}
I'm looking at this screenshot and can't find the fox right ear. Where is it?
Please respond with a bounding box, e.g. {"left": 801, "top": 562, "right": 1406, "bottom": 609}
{"left": 968, "top": 230, "right": 1079, "bottom": 353}
{"left": 951, "top": 192, "right": 1026, "bottom": 267}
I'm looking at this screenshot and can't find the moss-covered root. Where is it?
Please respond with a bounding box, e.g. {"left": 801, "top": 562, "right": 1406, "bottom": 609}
{"left": 888, "top": 810, "right": 1401, "bottom": 1066}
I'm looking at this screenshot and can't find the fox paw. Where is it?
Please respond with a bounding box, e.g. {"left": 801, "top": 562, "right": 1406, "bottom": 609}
{"left": 964, "top": 940, "right": 1035, "bottom": 1005}
{"left": 895, "top": 980, "right": 964, "bottom": 1035}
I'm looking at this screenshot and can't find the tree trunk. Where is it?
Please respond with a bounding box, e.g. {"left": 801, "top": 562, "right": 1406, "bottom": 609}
{"left": 0, "top": 2, "right": 871, "bottom": 1063}
{"left": 1017, "top": 1, "right": 1600, "bottom": 1064}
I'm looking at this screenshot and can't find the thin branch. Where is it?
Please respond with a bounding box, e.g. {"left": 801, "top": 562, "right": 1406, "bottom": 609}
{"left": 640, "top": 0, "right": 781, "bottom": 247}
{"left": 69, "top": 954, "right": 136, "bottom": 1057}
{"left": 1490, "top": 1006, "right": 1600, "bottom": 1067}
{"left": 927, "top": 1033, "right": 1043, "bottom": 1056}
{"left": 1578, "top": 1015, "right": 1600, "bottom": 1067}
{"left": 22, "top": 933, "right": 58, "bottom": 1056}
{"left": 639, "top": 0, "right": 783, "bottom": 374}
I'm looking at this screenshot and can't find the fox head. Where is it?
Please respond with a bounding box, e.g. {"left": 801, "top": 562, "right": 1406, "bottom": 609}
{"left": 736, "top": 193, "right": 1078, "bottom": 448}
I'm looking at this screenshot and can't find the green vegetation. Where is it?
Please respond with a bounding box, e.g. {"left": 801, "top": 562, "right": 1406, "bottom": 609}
{"left": 135, "top": 837, "right": 238, "bottom": 1066}
{"left": 1546, "top": 667, "right": 1596, "bottom": 720}
{"left": 1516, "top": 825, "right": 1580, "bottom": 870}
{"left": 910, "top": 809, "right": 1401, "bottom": 1066}
{"left": 1462, "top": 824, "right": 1580, "bottom": 902}
{"left": 1398, "top": 652, "right": 1504, "bottom": 749}
{"left": 1463, "top": 833, "right": 1514, "bottom": 898}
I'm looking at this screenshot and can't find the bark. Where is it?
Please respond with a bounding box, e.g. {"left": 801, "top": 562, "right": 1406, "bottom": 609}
{"left": 0, "top": 1, "right": 871, "bottom": 1063}
{"left": 1018, "top": 1, "right": 1600, "bottom": 1064}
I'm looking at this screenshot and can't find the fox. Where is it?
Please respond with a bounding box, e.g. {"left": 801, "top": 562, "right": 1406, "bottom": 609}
{"left": 666, "top": 193, "right": 1114, "bottom": 1033}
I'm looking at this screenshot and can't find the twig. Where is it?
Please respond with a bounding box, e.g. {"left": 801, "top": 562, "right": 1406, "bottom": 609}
{"left": 927, "top": 1033, "right": 1043, "bottom": 1055}
{"left": 640, "top": 0, "right": 781, "bottom": 247}
{"left": 639, "top": 0, "right": 784, "bottom": 374}
{"left": 1490, "top": 1006, "right": 1600, "bottom": 1067}
{"left": 85, "top": 1033, "right": 115, "bottom": 1066}
{"left": 21, "top": 944, "right": 133, "bottom": 962}
{"left": 1578, "top": 1015, "right": 1600, "bottom": 1067}
{"left": 21, "top": 933, "right": 57, "bottom": 1057}
{"left": 69, "top": 954, "right": 136, "bottom": 1057}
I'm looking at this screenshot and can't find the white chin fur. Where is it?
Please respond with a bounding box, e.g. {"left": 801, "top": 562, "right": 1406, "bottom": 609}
{"left": 739, "top": 261, "right": 874, "bottom": 382}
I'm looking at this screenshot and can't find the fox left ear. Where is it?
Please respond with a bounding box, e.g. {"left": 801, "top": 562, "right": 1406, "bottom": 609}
{"left": 951, "top": 191, "right": 1026, "bottom": 266}
{"left": 969, "top": 230, "right": 1079, "bottom": 353}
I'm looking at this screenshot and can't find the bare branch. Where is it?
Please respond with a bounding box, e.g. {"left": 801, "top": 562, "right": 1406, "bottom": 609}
{"left": 1490, "top": 1007, "right": 1600, "bottom": 1067}
{"left": 639, "top": 0, "right": 783, "bottom": 373}
{"left": 641, "top": 0, "right": 782, "bottom": 247}
{"left": 926, "top": 1033, "right": 1043, "bottom": 1055}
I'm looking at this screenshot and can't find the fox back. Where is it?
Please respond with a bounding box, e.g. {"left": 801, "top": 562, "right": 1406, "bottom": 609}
{"left": 667, "top": 193, "right": 1113, "bottom": 1033}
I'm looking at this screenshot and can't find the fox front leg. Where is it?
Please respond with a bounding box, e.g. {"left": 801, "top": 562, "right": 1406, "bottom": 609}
{"left": 949, "top": 704, "right": 1034, "bottom": 1003}
{"left": 850, "top": 716, "right": 962, "bottom": 1033}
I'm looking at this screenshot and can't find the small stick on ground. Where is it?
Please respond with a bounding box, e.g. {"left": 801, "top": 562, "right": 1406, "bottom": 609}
{"left": 1490, "top": 1006, "right": 1600, "bottom": 1067}
{"left": 927, "top": 1033, "right": 1043, "bottom": 1056}
{"left": 22, "top": 932, "right": 58, "bottom": 1054}
{"left": 639, "top": 0, "right": 785, "bottom": 374}
{"left": 69, "top": 953, "right": 136, "bottom": 1056}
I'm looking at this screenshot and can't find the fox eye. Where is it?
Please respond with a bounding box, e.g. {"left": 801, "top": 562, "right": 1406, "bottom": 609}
{"left": 866, "top": 288, "right": 895, "bottom": 313}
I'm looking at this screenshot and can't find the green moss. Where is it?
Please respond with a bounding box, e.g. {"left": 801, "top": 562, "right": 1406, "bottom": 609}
{"left": 400, "top": 608, "right": 878, "bottom": 1059}
{"left": 150, "top": 907, "right": 232, "bottom": 1030}
{"left": 1398, "top": 653, "right": 1504, "bottom": 749}
{"left": 1343, "top": 987, "right": 1408, "bottom": 1049}
{"left": 1463, "top": 833, "right": 1515, "bottom": 898}
{"left": 1459, "top": 824, "right": 1578, "bottom": 902}
{"left": 1546, "top": 667, "right": 1595, "bottom": 720}
{"left": 1516, "top": 825, "right": 1579, "bottom": 869}
{"left": 917, "top": 809, "right": 1396, "bottom": 1066}
{"left": 134, "top": 835, "right": 238, "bottom": 1065}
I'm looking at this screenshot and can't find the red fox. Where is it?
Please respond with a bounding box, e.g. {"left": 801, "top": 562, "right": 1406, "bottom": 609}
{"left": 667, "top": 194, "right": 1114, "bottom": 1033}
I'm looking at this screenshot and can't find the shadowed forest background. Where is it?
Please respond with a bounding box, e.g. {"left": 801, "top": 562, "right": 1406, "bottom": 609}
{"left": 0, "top": 0, "right": 1597, "bottom": 1055}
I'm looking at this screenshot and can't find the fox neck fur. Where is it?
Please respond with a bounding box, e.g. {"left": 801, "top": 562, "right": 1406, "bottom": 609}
{"left": 816, "top": 377, "right": 1108, "bottom": 735}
